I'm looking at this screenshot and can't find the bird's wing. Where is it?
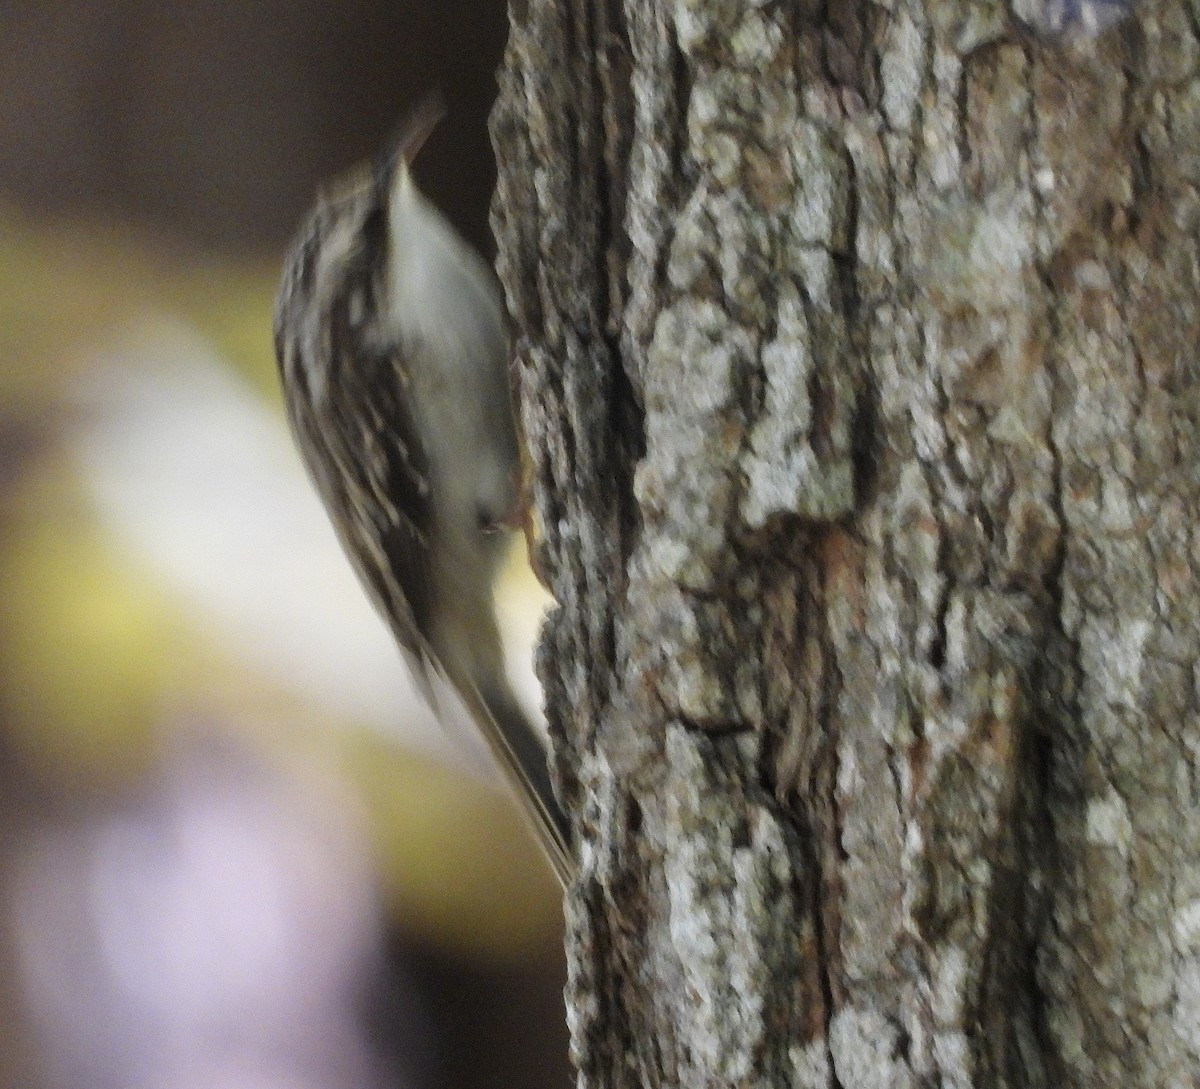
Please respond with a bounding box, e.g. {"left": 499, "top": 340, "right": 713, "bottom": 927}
{"left": 317, "top": 256, "right": 438, "bottom": 682}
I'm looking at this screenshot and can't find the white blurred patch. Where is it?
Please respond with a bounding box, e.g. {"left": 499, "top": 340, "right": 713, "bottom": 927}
{"left": 70, "top": 317, "right": 544, "bottom": 772}
{"left": 1015, "top": 0, "right": 1135, "bottom": 37}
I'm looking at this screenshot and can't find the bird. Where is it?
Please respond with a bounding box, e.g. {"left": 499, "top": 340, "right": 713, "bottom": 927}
{"left": 272, "top": 99, "right": 572, "bottom": 886}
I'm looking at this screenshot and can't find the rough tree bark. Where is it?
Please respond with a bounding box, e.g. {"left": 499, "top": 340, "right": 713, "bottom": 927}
{"left": 491, "top": 0, "right": 1200, "bottom": 1086}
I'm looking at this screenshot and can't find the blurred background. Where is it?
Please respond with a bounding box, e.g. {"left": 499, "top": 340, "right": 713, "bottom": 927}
{"left": 0, "top": 3, "right": 572, "bottom": 1088}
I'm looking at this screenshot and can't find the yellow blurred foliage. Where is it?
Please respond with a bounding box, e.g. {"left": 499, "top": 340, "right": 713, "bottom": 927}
{"left": 0, "top": 460, "right": 187, "bottom": 782}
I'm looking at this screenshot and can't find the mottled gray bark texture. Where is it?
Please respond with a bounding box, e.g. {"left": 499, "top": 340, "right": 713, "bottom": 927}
{"left": 491, "top": 1, "right": 1200, "bottom": 1086}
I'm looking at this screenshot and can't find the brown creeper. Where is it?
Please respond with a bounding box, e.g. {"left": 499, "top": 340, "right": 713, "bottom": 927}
{"left": 272, "top": 104, "right": 571, "bottom": 886}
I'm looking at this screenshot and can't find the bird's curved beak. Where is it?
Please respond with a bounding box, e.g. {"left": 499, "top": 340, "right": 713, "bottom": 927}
{"left": 374, "top": 93, "right": 446, "bottom": 198}
{"left": 397, "top": 92, "right": 445, "bottom": 165}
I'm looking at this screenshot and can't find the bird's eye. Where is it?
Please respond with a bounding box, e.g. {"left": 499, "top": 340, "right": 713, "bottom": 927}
{"left": 476, "top": 503, "right": 497, "bottom": 532}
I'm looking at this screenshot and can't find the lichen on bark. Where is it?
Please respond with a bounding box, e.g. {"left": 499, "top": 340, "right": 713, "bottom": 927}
{"left": 492, "top": 0, "right": 1200, "bottom": 1086}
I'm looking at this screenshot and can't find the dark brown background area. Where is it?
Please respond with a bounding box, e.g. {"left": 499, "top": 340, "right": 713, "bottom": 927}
{"left": 0, "top": 0, "right": 508, "bottom": 256}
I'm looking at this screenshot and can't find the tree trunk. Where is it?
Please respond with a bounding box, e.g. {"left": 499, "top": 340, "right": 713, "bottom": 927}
{"left": 491, "top": 1, "right": 1200, "bottom": 1086}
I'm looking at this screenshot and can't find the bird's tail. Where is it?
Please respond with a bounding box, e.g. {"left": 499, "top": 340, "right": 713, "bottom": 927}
{"left": 457, "top": 677, "right": 573, "bottom": 888}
